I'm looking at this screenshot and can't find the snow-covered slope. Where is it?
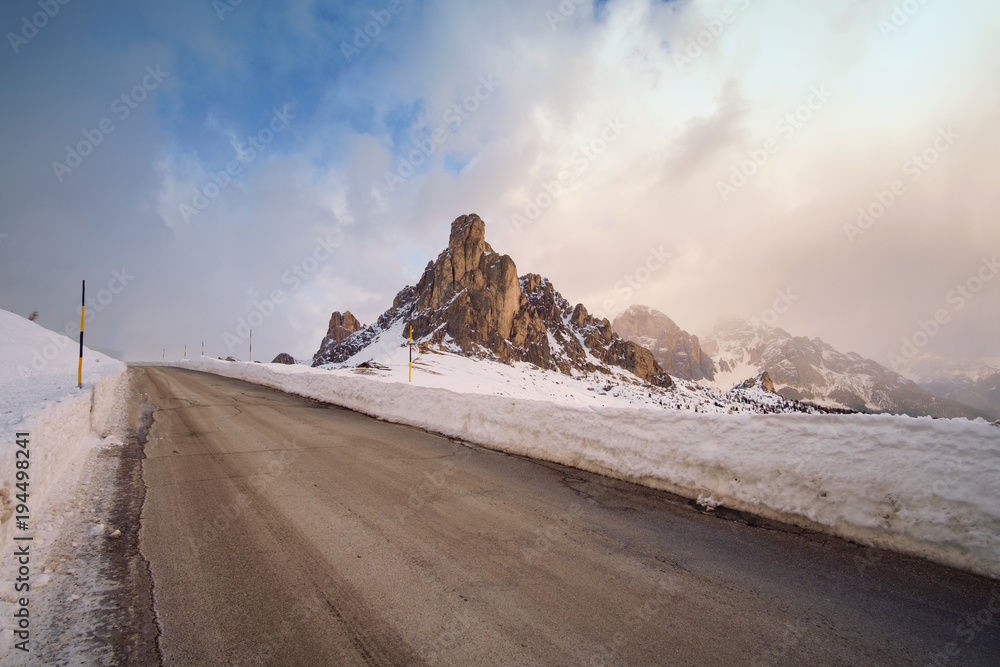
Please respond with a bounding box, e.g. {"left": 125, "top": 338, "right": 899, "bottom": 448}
{"left": 311, "top": 329, "right": 820, "bottom": 415}
{"left": 0, "top": 310, "right": 128, "bottom": 646}
{"left": 172, "top": 356, "right": 1000, "bottom": 579}
{"left": 701, "top": 317, "right": 987, "bottom": 419}
{"left": 314, "top": 214, "right": 673, "bottom": 390}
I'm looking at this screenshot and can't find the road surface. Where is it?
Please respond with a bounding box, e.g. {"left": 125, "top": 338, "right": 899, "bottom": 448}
{"left": 131, "top": 366, "right": 1000, "bottom": 665}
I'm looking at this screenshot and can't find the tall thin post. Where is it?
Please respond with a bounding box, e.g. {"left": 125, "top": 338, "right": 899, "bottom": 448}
{"left": 409, "top": 325, "right": 412, "bottom": 382}
{"left": 249, "top": 329, "right": 253, "bottom": 362}
{"left": 78, "top": 280, "right": 85, "bottom": 388}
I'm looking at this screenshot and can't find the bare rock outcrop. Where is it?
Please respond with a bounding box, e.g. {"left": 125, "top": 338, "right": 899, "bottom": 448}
{"left": 312, "top": 214, "right": 672, "bottom": 388}
{"left": 612, "top": 305, "right": 715, "bottom": 381}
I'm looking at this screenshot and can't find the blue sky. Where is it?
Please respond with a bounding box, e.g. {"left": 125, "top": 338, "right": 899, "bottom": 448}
{"left": 1, "top": 0, "right": 998, "bottom": 370}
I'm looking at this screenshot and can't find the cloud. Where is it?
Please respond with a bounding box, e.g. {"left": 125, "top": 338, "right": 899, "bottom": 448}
{"left": 1, "top": 0, "right": 998, "bottom": 368}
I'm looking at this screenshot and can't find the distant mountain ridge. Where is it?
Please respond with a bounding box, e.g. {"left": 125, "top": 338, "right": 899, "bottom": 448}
{"left": 306, "top": 214, "right": 991, "bottom": 421}
{"left": 699, "top": 317, "right": 988, "bottom": 419}
{"left": 898, "top": 355, "right": 1000, "bottom": 420}
{"left": 612, "top": 305, "right": 715, "bottom": 381}
{"left": 611, "top": 305, "right": 988, "bottom": 419}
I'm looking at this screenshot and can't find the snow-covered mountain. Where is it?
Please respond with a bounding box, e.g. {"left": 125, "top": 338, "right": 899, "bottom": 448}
{"left": 313, "top": 213, "right": 672, "bottom": 387}
{"left": 700, "top": 317, "right": 989, "bottom": 419}
{"left": 309, "top": 214, "right": 834, "bottom": 416}
{"left": 898, "top": 355, "right": 1000, "bottom": 420}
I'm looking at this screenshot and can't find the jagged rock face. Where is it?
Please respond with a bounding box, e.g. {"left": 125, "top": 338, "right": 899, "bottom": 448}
{"left": 736, "top": 370, "right": 775, "bottom": 393}
{"left": 327, "top": 311, "right": 362, "bottom": 343}
{"left": 517, "top": 275, "right": 671, "bottom": 387}
{"left": 312, "top": 214, "right": 672, "bottom": 388}
{"left": 313, "top": 311, "right": 363, "bottom": 364}
{"left": 271, "top": 353, "right": 296, "bottom": 365}
{"left": 408, "top": 215, "right": 524, "bottom": 357}
{"left": 702, "top": 317, "right": 990, "bottom": 419}
{"left": 612, "top": 305, "right": 715, "bottom": 381}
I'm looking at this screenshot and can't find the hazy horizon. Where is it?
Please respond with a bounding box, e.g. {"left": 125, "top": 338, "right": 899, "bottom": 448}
{"left": 2, "top": 0, "right": 998, "bottom": 370}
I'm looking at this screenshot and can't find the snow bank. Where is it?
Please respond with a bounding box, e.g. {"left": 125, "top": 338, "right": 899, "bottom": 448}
{"left": 0, "top": 311, "right": 127, "bottom": 587}
{"left": 171, "top": 357, "right": 1000, "bottom": 578}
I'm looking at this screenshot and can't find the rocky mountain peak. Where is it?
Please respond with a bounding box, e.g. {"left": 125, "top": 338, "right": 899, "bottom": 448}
{"left": 448, "top": 212, "right": 492, "bottom": 254}
{"left": 312, "top": 214, "right": 672, "bottom": 388}
{"left": 612, "top": 305, "right": 715, "bottom": 382}
{"left": 327, "top": 311, "right": 362, "bottom": 342}
{"left": 736, "top": 370, "right": 776, "bottom": 393}
{"left": 313, "top": 310, "right": 364, "bottom": 365}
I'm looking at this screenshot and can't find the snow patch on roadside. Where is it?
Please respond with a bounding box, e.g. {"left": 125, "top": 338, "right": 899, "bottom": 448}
{"left": 168, "top": 356, "right": 1000, "bottom": 579}
{"left": 0, "top": 311, "right": 128, "bottom": 657}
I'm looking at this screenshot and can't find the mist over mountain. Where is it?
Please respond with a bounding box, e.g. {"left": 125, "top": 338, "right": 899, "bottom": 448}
{"left": 897, "top": 355, "right": 1000, "bottom": 420}
{"left": 698, "top": 317, "right": 989, "bottom": 419}
{"left": 612, "top": 305, "right": 715, "bottom": 382}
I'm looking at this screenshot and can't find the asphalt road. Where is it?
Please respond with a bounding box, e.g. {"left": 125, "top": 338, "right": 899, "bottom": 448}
{"left": 133, "top": 366, "right": 1000, "bottom": 666}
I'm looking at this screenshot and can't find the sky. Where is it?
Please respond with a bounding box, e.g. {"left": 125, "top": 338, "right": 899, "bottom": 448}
{"left": 1, "top": 0, "right": 998, "bottom": 370}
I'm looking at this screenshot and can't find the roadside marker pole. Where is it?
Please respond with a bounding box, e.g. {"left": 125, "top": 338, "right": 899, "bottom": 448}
{"left": 184, "top": 345, "right": 187, "bottom": 360}
{"left": 78, "top": 280, "right": 85, "bottom": 388}
{"left": 249, "top": 329, "right": 253, "bottom": 362}
{"left": 409, "top": 325, "right": 412, "bottom": 382}
{"left": 201, "top": 341, "right": 204, "bottom": 357}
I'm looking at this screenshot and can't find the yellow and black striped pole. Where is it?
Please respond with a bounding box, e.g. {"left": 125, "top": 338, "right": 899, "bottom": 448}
{"left": 78, "top": 280, "right": 85, "bottom": 388}
{"left": 249, "top": 329, "right": 253, "bottom": 362}
{"left": 408, "top": 325, "right": 412, "bottom": 382}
